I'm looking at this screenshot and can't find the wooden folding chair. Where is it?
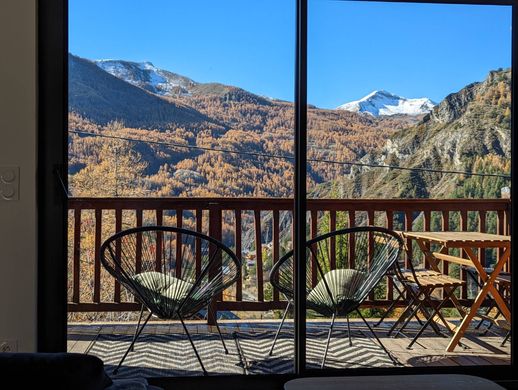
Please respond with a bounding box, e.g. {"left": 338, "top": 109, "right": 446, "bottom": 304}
{"left": 389, "top": 246, "right": 466, "bottom": 349}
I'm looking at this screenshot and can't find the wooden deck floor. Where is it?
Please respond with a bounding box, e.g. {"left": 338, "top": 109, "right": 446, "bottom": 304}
{"left": 68, "top": 317, "right": 510, "bottom": 373}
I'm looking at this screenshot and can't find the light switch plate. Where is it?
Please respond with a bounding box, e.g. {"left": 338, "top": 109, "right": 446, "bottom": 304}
{"left": 0, "top": 166, "right": 19, "bottom": 201}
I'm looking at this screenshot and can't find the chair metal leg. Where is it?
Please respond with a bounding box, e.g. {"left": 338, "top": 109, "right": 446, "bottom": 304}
{"left": 321, "top": 313, "right": 336, "bottom": 369}
{"left": 346, "top": 315, "right": 353, "bottom": 347}
{"left": 392, "top": 284, "right": 426, "bottom": 327}
{"left": 388, "top": 283, "right": 430, "bottom": 335}
{"left": 418, "top": 293, "right": 448, "bottom": 337}
{"left": 373, "top": 294, "right": 400, "bottom": 327}
{"left": 374, "top": 282, "right": 405, "bottom": 327}
{"left": 391, "top": 289, "right": 428, "bottom": 337}
{"left": 113, "top": 311, "right": 152, "bottom": 375}
{"left": 394, "top": 297, "right": 424, "bottom": 337}
{"left": 130, "top": 304, "right": 145, "bottom": 352}
{"left": 407, "top": 290, "right": 452, "bottom": 349}
{"left": 420, "top": 290, "right": 461, "bottom": 339}
{"left": 387, "top": 294, "right": 419, "bottom": 336}
{"left": 424, "top": 310, "right": 444, "bottom": 336}
{"left": 501, "top": 331, "right": 510, "bottom": 347}
{"left": 208, "top": 305, "right": 228, "bottom": 354}
{"left": 416, "top": 289, "right": 453, "bottom": 337}
{"left": 268, "top": 301, "right": 291, "bottom": 356}
{"left": 394, "top": 290, "right": 443, "bottom": 338}
{"left": 179, "top": 314, "right": 208, "bottom": 376}
{"left": 356, "top": 309, "right": 400, "bottom": 366}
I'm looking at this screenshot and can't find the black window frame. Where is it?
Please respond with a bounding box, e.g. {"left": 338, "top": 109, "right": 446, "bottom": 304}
{"left": 38, "top": 0, "right": 517, "bottom": 385}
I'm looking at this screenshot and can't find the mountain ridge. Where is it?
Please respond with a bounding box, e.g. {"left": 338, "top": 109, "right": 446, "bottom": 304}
{"left": 77, "top": 53, "right": 440, "bottom": 116}
{"left": 95, "top": 59, "right": 197, "bottom": 97}
{"left": 69, "top": 54, "right": 216, "bottom": 129}
{"left": 93, "top": 57, "right": 273, "bottom": 106}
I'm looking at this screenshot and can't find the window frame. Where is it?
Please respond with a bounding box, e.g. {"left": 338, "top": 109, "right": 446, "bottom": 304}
{"left": 38, "top": 0, "right": 517, "bottom": 383}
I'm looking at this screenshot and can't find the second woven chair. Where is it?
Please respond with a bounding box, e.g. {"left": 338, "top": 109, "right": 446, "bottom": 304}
{"left": 268, "top": 226, "right": 403, "bottom": 368}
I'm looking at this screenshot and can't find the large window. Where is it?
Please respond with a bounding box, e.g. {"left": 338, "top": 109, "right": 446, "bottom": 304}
{"left": 67, "top": 0, "right": 297, "bottom": 377}
{"left": 306, "top": 0, "right": 512, "bottom": 371}
{"left": 37, "top": 0, "right": 514, "bottom": 382}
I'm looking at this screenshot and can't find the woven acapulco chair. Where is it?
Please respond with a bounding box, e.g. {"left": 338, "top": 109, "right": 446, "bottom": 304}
{"left": 268, "top": 226, "right": 404, "bottom": 368}
{"left": 100, "top": 226, "right": 241, "bottom": 375}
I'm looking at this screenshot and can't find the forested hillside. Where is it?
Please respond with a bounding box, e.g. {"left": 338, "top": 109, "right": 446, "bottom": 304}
{"left": 68, "top": 54, "right": 510, "bottom": 201}
{"left": 68, "top": 55, "right": 418, "bottom": 198}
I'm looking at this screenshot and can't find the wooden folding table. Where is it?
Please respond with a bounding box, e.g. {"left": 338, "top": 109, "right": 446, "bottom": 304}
{"left": 401, "top": 231, "right": 510, "bottom": 352}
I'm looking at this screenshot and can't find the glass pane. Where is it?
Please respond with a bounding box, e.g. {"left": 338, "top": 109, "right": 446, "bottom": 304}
{"left": 308, "top": 0, "right": 511, "bottom": 370}
{"left": 68, "top": 0, "right": 295, "bottom": 377}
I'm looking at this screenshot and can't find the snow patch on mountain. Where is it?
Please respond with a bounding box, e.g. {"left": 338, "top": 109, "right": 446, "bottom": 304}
{"left": 337, "top": 90, "right": 435, "bottom": 117}
{"left": 95, "top": 59, "right": 197, "bottom": 96}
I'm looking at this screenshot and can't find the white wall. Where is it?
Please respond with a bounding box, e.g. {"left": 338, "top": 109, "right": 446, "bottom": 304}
{"left": 0, "top": 0, "right": 37, "bottom": 352}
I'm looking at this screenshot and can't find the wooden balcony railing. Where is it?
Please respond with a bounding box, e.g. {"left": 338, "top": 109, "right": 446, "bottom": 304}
{"left": 67, "top": 198, "right": 510, "bottom": 315}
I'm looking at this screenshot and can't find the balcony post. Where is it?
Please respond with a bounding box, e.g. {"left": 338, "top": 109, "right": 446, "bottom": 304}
{"left": 208, "top": 204, "right": 222, "bottom": 326}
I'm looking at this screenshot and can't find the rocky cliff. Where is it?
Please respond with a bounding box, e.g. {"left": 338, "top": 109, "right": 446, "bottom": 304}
{"left": 321, "top": 69, "right": 511, "bottom": 199}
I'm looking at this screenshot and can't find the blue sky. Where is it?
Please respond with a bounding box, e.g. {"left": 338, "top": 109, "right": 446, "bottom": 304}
{"left": 70, "top": 0, "right": 511, "bottom": 108}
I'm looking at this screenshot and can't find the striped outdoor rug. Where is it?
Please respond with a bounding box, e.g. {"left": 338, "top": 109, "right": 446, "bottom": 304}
{"left": 87, "top": 327, "right": 393, "bottom": 378}
{"left": 235, "top": 329, "right": 394, "bottom": 374}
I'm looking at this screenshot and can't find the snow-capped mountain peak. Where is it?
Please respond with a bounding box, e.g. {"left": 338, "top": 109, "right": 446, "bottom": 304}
{"left": 139, "top": 61, "right": 156, "bottom": 70}
{"left": 94, "top": 59, "right": 197, "bottom": 97}
{"left": 337, "top": 90, "right": 435, "bottom": 116}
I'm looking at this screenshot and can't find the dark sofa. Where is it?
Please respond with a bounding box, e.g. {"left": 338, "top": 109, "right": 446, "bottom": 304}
{"left": 0, "top": 353, "right": 112, "bottom": 389}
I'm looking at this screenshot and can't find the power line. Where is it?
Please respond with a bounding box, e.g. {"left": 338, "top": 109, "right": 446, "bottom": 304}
{"left": 69, "top": 130, "right": 511, "bottom": 180}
